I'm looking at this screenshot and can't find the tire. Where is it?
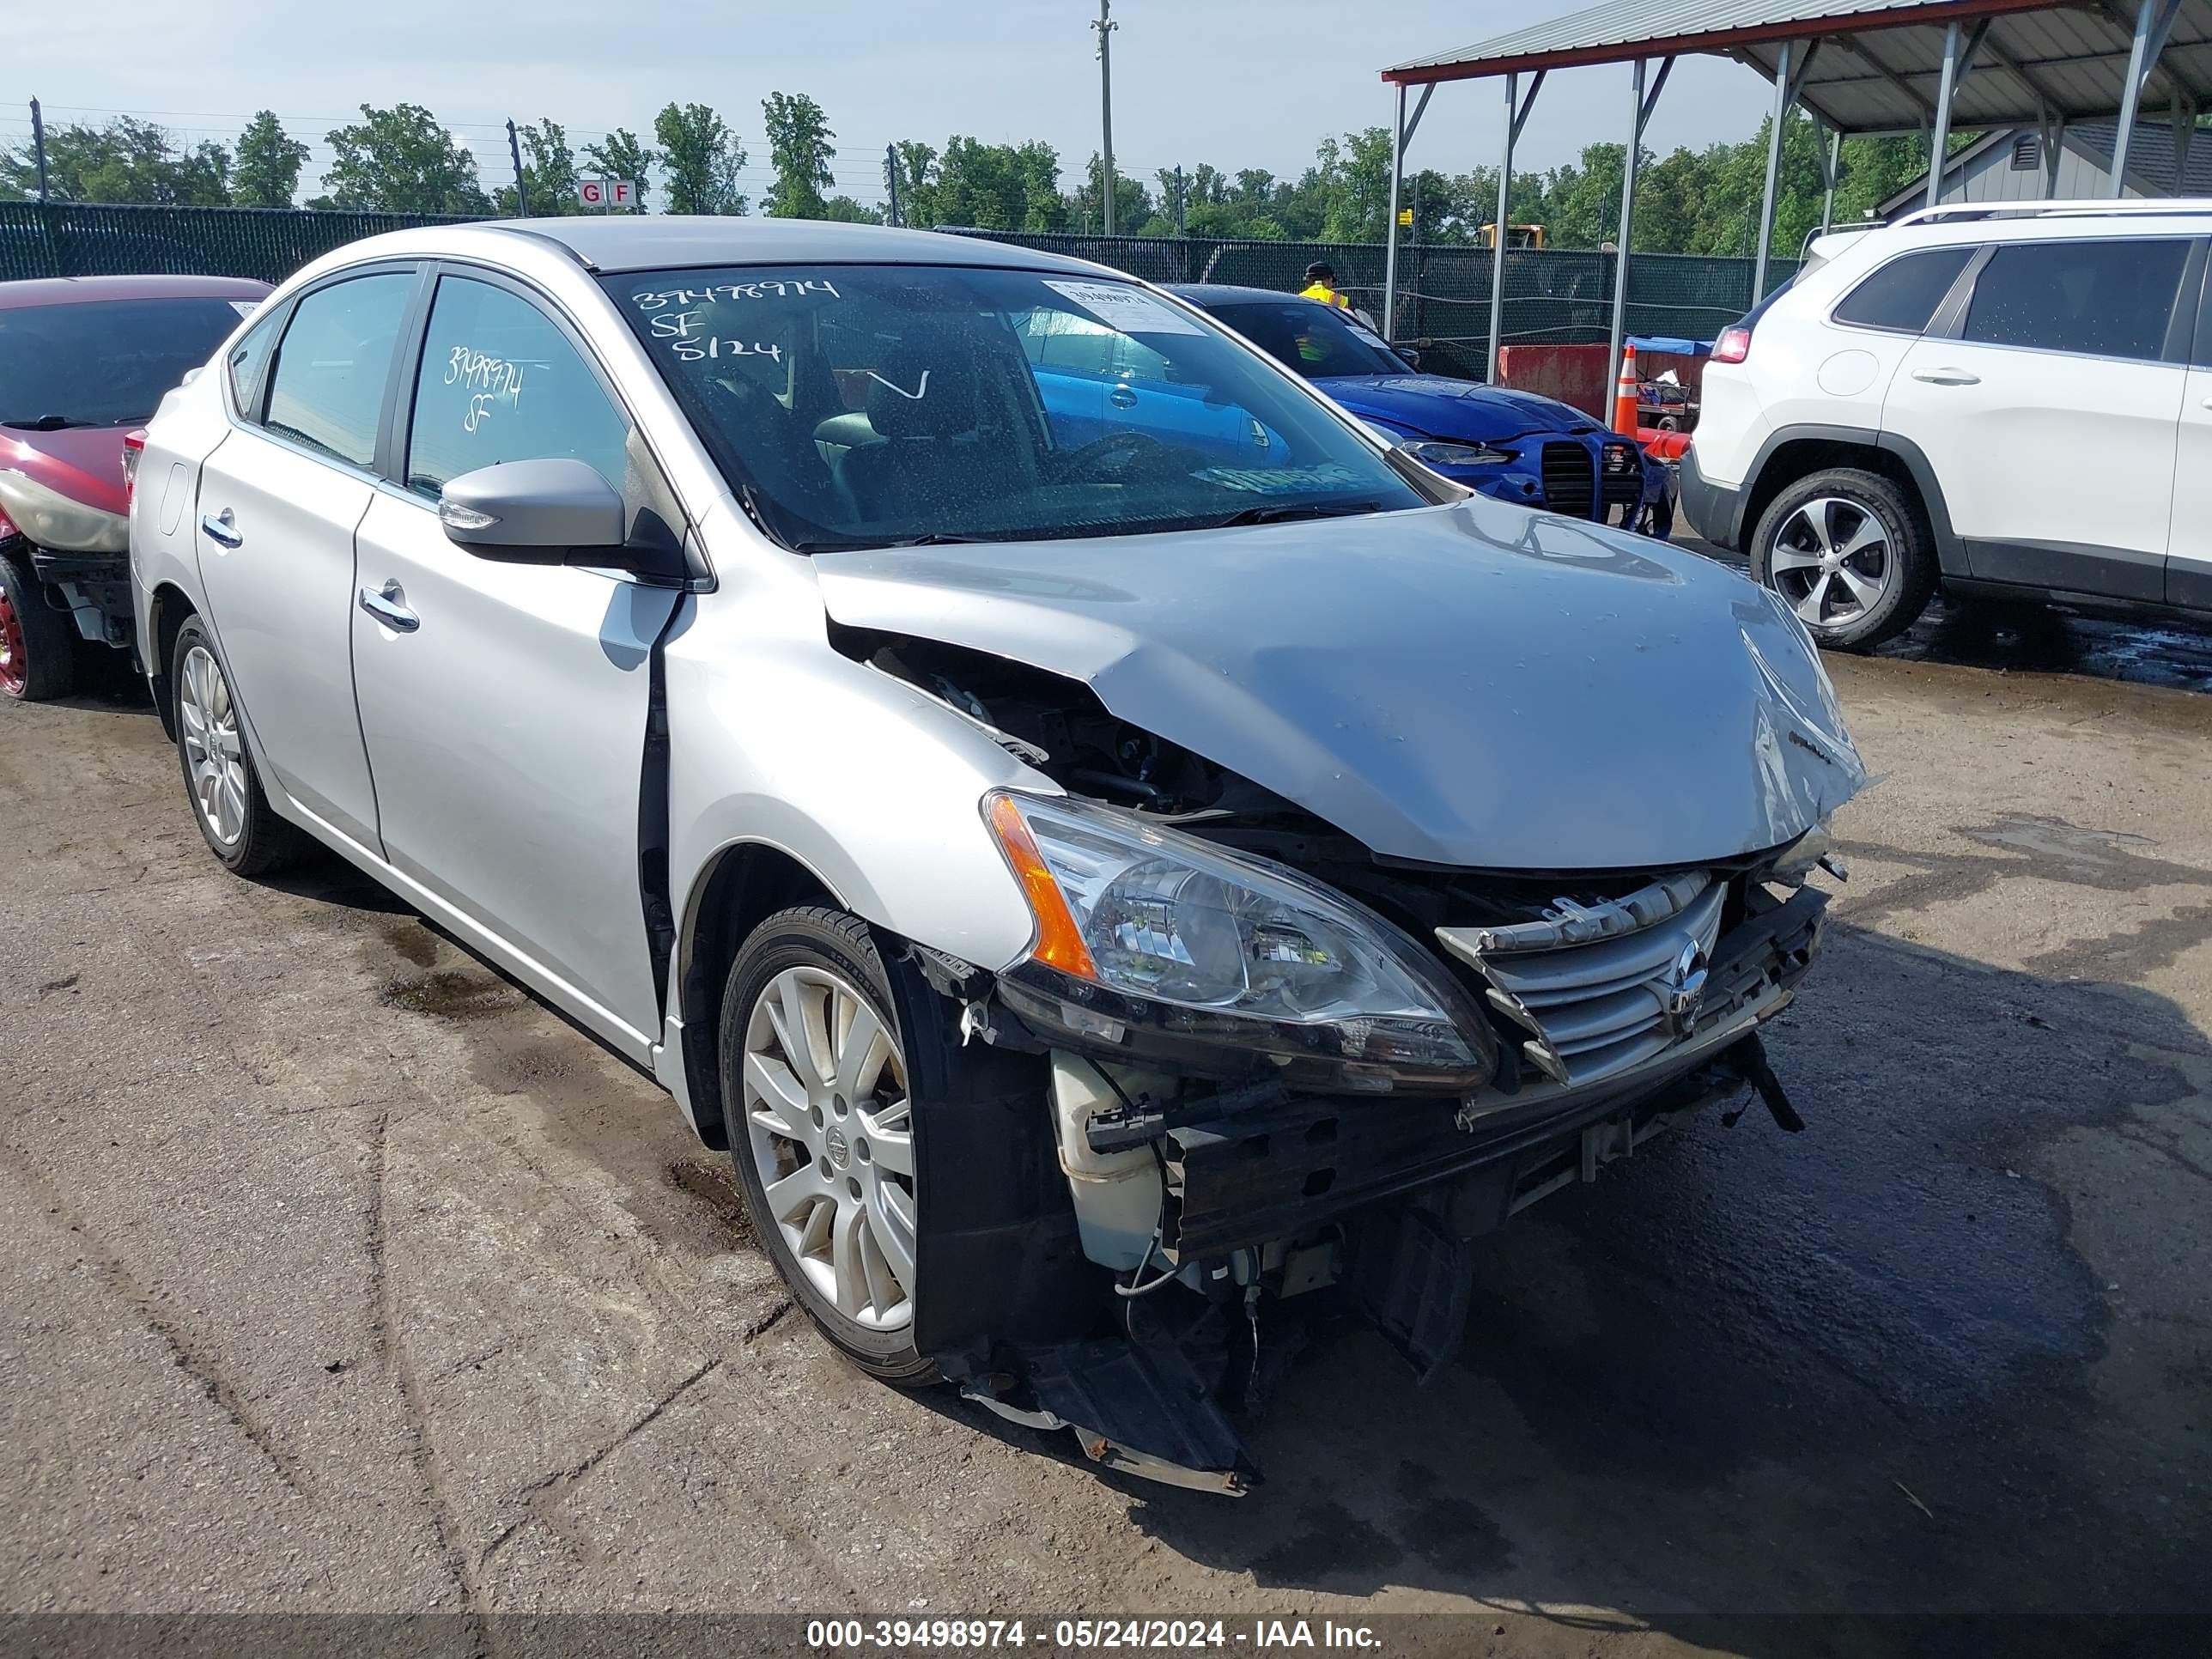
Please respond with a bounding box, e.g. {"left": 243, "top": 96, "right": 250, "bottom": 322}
{"left": 0, "top": 552, "right": 77, "bottom": 702}
{"left": 720, "top": 906, "right": 935, "bottom": 1387}
{"left": 1749, "top": 467, "right": 1936, "bottom": 651}
{"left": 170, "top": 618, "right": 306, "bottom": 876}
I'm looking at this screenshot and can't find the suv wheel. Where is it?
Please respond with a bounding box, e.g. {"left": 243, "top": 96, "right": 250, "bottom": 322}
{"left": 0, "top": 553, "right": 76, "bottom": 702}
{"left": 720, "top": 906, "right": 933, "bottom": 1386}
{"left": 171, "top": 618, "right": 306, "bottom": 875}
{"left": 1750, "top": 468, "right": 1936, "bottom": 650}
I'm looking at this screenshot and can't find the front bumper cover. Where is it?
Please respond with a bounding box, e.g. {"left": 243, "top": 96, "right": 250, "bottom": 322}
{"left": 1025, "top": 884, "right": 1826, "bottom": 1261}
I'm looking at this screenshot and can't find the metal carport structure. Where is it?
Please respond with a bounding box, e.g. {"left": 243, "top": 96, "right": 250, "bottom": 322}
{"left": 1377, "top": 0, "right": 2212, "bottom": 386}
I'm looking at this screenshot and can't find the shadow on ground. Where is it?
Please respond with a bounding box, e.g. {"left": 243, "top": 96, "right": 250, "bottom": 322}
{"left": 1676, "top": 536, "right": 2212, "bottom": 696}
{"left": 1097, "top": 921, "right": 2212, "bottom": 1635}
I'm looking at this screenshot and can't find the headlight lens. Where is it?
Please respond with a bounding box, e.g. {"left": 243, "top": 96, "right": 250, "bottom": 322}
{"left": 984, "top": 791, "right": 1487, "bottom": 1075}
{"left": 1398, "top": 439, "right": 1513, "bottom": 467}
{"left": 0, "top": 468, "right": 128, "bottom": 553}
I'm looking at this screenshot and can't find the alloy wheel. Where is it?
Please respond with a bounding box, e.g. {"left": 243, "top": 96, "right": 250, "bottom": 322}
{"left": 179, "top": 643, "right": 248, "bottom": 847}
{"left": 0, "top": 586, "right": 27, "bottom": 697}
{"left": 740, "top": 965, "right": 917, "bottom": 1331}
{"left": 1768, "top": 496, "right": 1893, "bottom": 630}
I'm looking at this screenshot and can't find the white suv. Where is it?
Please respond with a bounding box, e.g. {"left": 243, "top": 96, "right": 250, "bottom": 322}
{"left": 1680, "top": 200, "right": 2212, "bottom": 649}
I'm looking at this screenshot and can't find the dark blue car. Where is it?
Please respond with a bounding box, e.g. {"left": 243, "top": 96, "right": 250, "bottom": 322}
{"left": 1165, "top": 284, "right": 1671, "bottom": 537}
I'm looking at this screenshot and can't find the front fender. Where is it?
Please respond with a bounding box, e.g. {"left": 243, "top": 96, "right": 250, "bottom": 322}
{"left": 662, "top": 580, "right": 1042, "bottom": 985}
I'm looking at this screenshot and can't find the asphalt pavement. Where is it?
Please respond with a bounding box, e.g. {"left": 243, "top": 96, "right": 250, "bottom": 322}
{"left": 3, "top": 600, "right": 2209, "bottom": 1655}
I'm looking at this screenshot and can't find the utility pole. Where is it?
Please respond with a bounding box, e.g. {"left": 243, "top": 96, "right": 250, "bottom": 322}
{"left": 29, "top": 98, "right": 50, "bottom": 201}
{"left": 1093, "top": 0, "right": 1118, "bottom": 235}
{"left": 507, "top": 119, "right": 530, "bottom": 217}
{"left": 1174, "top": 165, "right": 1185, "bottom": 235}
{"left": 884, "top": 143, "right": 902, "bottom": 228}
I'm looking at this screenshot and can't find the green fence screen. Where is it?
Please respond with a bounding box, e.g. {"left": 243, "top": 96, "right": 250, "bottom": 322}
{"left": 3, "top": 204, "right": 1795, "bottom": 382}
{"left": 0, "top": 201, "right": 483, "bottom": 287}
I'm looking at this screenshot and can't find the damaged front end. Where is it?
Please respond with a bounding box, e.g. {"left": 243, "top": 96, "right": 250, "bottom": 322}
{"left": 857, "top": 625, "right": 1851, "bottom": 1496}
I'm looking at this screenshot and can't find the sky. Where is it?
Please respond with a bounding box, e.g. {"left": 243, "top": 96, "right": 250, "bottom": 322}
{"left": 2, "top": 0, "right": 1781, "bottom": 205}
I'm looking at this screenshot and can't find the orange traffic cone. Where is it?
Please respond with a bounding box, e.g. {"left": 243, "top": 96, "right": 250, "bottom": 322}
{"left": 1612, "top": 342, "right": 1638, "bottom": 435}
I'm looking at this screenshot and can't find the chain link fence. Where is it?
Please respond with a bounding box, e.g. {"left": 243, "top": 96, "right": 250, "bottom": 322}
{"left": 941, "top": 229, "right": 1796, "bottom": 380}
{"left": 0, "top": 201, "right": 483, "bottom": 285}
{"left": 2, "top": 204, "right": 1795, "bottom": 383}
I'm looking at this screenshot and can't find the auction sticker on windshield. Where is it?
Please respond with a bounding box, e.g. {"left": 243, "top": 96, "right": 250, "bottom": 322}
{"left": 1043, "top": 279, "right": 1203, "bottom": 336}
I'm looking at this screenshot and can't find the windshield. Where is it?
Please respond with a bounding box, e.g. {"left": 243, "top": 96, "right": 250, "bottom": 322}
{"left": 1203, "top": 298, "right": 1405, "bottom": 380}
{"left": 604, "top": 264, "right": 1427, "bottom": 550}
{"left": 0, "top": 297, "right": 252, "bottom": 428}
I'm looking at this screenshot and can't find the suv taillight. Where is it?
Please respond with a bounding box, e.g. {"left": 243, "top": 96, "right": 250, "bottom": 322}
{"left": 122, "top": 428, "right": 147, "bottom": 510}
{"left": 1712, "top": 325, "right": 1752, "bottom": 364}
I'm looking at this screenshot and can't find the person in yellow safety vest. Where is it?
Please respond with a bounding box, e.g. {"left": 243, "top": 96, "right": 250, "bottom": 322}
{"left": 1298, "top": 261, "right": 1352, "bottom": 310}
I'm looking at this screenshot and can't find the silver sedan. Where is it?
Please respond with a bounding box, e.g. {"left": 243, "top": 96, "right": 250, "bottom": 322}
{"left": 132, "top": 218, "right": 1862, "bottom": 1492}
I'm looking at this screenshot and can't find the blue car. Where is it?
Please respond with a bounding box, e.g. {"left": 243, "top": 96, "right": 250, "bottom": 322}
{"left": 1166, "top": 284, "right": 1672, "bottom": 537}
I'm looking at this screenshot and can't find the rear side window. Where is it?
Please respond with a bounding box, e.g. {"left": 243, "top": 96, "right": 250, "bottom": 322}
{"left": 264, "top": 272, "right": 415, "bottom": 468}
{"left": 1832, "top": 247, "right": 1973, "bottom": 333}
{"left": 404, "top": 276, "right": 632, "bottom": 499}
{"left": 1962, "top": 239, "right": 2191, "bottom": 362}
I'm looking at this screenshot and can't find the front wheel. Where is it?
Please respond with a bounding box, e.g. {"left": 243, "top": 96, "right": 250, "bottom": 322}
{"left": 1750, "top": 467, "right": 1936, "bottom": 651}
{"left": 720, "top": 906, "right": 933, "bottom": 1386}
{"left": 0, "top": 553, "right": 76, "bottom": 702}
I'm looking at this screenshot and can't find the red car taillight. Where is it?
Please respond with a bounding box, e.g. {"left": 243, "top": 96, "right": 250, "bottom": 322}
{"left": 122, "top": 428, "right": 148, "bottom": 511}
{"left": 1712, "top": 325, "right": 1752, "bottom": 365}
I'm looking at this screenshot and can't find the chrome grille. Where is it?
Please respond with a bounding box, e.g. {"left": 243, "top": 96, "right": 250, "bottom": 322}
{"left": 1436, "top": 872, "right": 1725, "bottom": 1086}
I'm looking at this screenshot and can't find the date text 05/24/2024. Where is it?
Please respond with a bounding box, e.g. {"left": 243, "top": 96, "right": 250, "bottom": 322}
{"left": 805, "top": 1620, "right": 1383, "bottom": 1650}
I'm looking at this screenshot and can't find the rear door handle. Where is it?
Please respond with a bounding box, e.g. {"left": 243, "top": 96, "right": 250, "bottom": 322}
{"left": 200, "top": 508, "right": 241, "bottom": 548}
{"left": 1911, "top": 368, "right": 1981, "bottom": 386}
{"left": 358, "top": 580, "right": 419, "bottom": 634}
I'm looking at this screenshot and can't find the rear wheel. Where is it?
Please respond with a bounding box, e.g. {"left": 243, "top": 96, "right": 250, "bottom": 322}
{"left": 0, "top": 553, "right": 76, "bottom": 702}
{"left": 720, "top": 906, "right": 933, "bottom": 1386}
{"left": 171, "top": 618, "right": 305, "bottom": 876}
{"left": 1750, "top": 467, "right": 1935, "bottom": 650}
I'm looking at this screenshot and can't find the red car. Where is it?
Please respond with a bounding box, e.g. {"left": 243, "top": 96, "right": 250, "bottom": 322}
{"left": 1, "top": 274, "right": 270, "bottom": 700}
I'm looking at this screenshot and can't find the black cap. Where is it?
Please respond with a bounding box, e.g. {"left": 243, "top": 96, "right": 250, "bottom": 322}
{"left": 1304, "top": 261, "right": 1334, "bottom": 283}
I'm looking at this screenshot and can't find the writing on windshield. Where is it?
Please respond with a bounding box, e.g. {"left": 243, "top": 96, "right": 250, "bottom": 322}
{"left": 605, "top": 263, "right": 1429, "bottom": 552}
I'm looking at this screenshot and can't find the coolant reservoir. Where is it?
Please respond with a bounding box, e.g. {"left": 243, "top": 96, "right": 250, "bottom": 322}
{"left": 1051, "top": 1053, "right": 1170, "bottom": 1271}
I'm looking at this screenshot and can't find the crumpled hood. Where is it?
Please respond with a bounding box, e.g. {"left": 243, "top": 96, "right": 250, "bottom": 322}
{"left": 1317, "top": 374, "right": 1597, "bottom": 444}
{"left": 1, "top": 426, "right": 130, "bottom": 517}
{"left": 812, "top": 496, "right": 1865, "bottom": 872}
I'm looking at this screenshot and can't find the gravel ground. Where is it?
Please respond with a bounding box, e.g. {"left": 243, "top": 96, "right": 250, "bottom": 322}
{"left": 2, "top": 611, "right": 2209, "bottom": 1653}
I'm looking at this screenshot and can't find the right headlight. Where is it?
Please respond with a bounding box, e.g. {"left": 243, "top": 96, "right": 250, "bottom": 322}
{"left": 982, "top": 790, "right": 1493, "bottom": 1087}
{"left": 1398, "top": 439, "right": 1514, "bottom": 467}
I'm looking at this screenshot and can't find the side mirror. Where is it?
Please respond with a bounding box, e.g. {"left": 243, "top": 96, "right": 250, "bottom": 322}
{"left": 1394, "top": 345, "right": 1422, "bottom": 370}
{"left": 439, "top": 459, "right": 626, "bottom": 564}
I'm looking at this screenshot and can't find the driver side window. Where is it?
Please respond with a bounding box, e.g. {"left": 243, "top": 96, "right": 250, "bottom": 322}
{"left": 405, "top": 276, "right": 633, "bottom": 499}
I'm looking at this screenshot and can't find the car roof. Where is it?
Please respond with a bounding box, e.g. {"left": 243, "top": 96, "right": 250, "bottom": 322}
{"left": 458, "top": 216, "right": 1118, "bottom": 277}
{"left": 0, "top": 273, "right": 271, "bottom": 311}
{"left": 1166, "top": 283, "right": 1322, "bottom": 306}
{"left": 1863, "top": 198, "right": 2212, "bottom": 249}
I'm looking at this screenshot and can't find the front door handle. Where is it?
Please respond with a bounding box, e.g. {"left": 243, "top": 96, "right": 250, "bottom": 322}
{"left": 358, "top": 580, "right": 419, "bottom": 634}
{"left": 1109, "top": 384, "right": 1139, "bottom": 410}
{"left": 1911, "top": 368, "right": 1981, "bottom": 386}
{"left": 200, "top": 508, "right": 241, "bottom": 548}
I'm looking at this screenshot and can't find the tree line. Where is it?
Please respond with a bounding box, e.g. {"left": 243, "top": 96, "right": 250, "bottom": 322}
{"left": 1, "top": 98, "right": 1936, "bottom": 257}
